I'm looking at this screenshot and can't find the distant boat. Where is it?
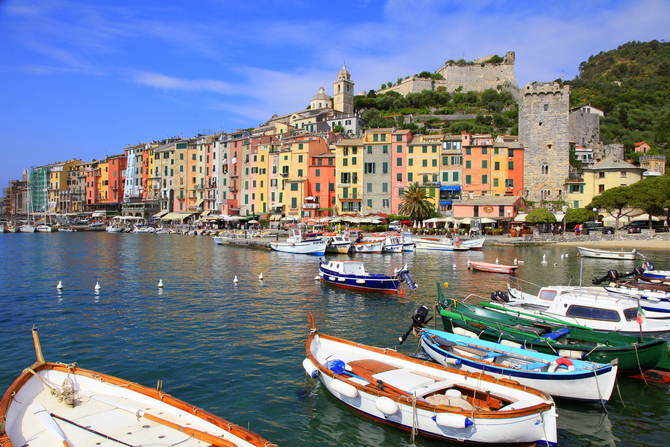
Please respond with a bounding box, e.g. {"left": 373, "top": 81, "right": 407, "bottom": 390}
{"left": 18, "top": 223, "right": 35, "bottom": 233}
{"left": 35, "top": 224, "right": 53, "bottom": 233}
{"left": 323, "top": 234, "right": 352, "bottom": 253}
{"left": 468, "top": 261, "right": 518, "bottom": 274}
{"left": 318, "top": 259, "right": 416, "bottom": 293}
{"left": 270, "top": 229, "right": 326, "bottom": 255}
{"left": 0, "top": 328, "right": 276, "bottom": 447}
{"left": 419, "top": 327, "right": 617, "bottom": 402}
{"left": 303, "top": 318, "right": 558, "bottom": 446}
{"left": 414, "top": 236, "right": 485, "bottom": 251}
{"left": 351, "top": 238, "right": 384, "bottom": 254}
{"left": 401, "top": 232, "right": 414, "bottom": 251}
{"left": 577, "top": 246, "right": 638, "bottom": 260}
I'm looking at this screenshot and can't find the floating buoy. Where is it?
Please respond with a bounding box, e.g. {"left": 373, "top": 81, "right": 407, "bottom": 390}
{"left": 259, "top": 273, "right": 264, "bottom": 280}
{"left": 158, "top": 279, "right": 164, "bottom": 288}
{"left": 314, "top": 276, "right": 320, "bottom": 281}
{"left": 553, "top": 263, "right": 558, "bottom": 267}
{"left": 444, "top": 282, "right": 449, "bottom": 288}
{"left": 94, "top": 282, "right": 101, "bottom": 291}
{"left": 233, "top": 276, "right": 239, "bottom": 283}
{"left": 561, "top": 254, "right": 564, "bottom": 259}
{"left": 543, "top": 254, "right": 547, "bottom": 260}
{"left": 57, "top": 281, "right": 63, "bottom": 289}
{"left": 565, "top": 253, "right": 569, "bottom": 258}
{"left": 495, "top": 258, "right": 499, "bottom": 264}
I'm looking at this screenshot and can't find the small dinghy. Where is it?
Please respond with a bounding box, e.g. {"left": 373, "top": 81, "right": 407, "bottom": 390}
{"left": 0, "top": 328, "right": 276, "bottom": 447}
{"left": 419, "top": 327, "right": 617, "bottom": 402}
{"left": 468, "top": 261, "right": 518, "bottom": 274}
{"left": 303, "top": 316, "right": 558, "bottom": 446}
{"left": 318, "top": 259, "right": 417, "bottom": 293}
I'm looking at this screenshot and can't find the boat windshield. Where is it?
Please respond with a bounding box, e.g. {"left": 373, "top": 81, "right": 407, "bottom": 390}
{"left": 565, "top": 305, "right": 621, "bottom": 322}
{"left": 623, "top": 308, "right": 638, "bottom": 322}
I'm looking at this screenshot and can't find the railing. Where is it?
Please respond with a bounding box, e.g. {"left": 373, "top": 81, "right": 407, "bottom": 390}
{"left": 338, "top": 194, "right": 360, "bottom": 200}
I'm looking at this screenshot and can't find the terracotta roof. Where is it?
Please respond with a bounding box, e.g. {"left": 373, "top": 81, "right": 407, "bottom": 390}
{"left": 588, "top": 155, "right": 644, "bottom": 171}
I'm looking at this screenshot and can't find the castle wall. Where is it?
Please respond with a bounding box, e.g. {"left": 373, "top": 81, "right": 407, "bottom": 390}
{"left": 569, "top": 110, "right": 600, "bottom": 147}
{"left": 519, "top": 83, "right": 571, "bottom": 203}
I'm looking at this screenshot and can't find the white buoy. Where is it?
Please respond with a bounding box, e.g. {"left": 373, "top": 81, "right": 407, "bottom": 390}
{"left": 158, "top": 279, "right": 164, "bottom": 288}
{"left": 565, "top": 253, "right": 569, "bottom": 258}
{"left": 495, "top": 258, "right": 499, "bottom": 264}
{"left": 554, "top": 263, "right": 558, "bottom": 267}
{"left": 57, "top": 281, "right": 63, "bottom": 289}
{"left": 233, "top": 276, "right": 239, "bottom": 283}
{"left": 543, "top": 254, "right": 547, "bottom": 260}
{"left": 314, "top": 276, "right": 320, "bottom": 280}
{"left": 94, "top": 282, "right": 101, "bottom": 291}
{"left": 561, "top": 254, "right": 564, "bottom": 259}
{"left": 259, "top": 272, "right": 264, "bottom": 280}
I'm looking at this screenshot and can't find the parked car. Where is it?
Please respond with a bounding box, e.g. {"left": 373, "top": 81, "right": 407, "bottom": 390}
{"left": 621, "top": 220, "right": 669, "bottom": 233}
{"left": 581, "top": 221, "right": 615, "bottom": 235}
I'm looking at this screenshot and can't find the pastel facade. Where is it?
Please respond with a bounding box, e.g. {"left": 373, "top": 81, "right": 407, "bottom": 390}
{"left": 335, "top": 138, "right": 364, "bottom": 214}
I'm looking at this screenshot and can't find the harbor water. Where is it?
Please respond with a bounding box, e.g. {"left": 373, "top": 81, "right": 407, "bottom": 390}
{"left": 1, "top": 232, "right": 669, "bottom": 446}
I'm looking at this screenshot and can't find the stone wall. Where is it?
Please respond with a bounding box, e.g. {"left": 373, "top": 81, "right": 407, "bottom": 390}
{"left": 379, "top": 51, "right": 518, "bottom": 98}
{"left": 519, "top": 82, "right": 571, "bottom": 203}
{"left": 569, "top": 110, "right": 600, "bottom": 147}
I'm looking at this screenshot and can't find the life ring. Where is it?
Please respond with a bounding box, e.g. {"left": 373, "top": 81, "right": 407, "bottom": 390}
{"left": 548, "top": 357, "right": 575, "bottom": 373}
{"left": 454, "top": 236, "right": 461, "bottom": 248}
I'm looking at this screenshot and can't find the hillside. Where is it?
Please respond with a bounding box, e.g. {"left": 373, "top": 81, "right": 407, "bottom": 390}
{"left": 356, "top": 41, "right": 670, "bottom": 166}
{"left": 566, "top": 40, "right": 670, "bottom": 162}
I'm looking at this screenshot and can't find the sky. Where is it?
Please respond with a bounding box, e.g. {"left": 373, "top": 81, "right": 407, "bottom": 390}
{"left": 1, "top": 0, "right": 669, "bottom": 190}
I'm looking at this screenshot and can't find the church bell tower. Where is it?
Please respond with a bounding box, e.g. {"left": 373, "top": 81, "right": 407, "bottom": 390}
{"left": 333, "top": 63, "right": 354, "bottom": 115}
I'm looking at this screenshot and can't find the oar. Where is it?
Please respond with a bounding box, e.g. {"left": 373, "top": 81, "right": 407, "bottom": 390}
{"left": 88, "top": 395, "right": 236, "bottom": 447}
{"left": 50, "top": 413, "right": 135, "bottom": 446}
{"left": 30, "top": 404, "right": 71, "bottom": 447}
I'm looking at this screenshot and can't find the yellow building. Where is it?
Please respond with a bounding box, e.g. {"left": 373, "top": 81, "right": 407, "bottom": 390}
{"left": 407, "top": 134, "right": 442, "bottom": 211}
{"left": 48, "top": 159, "right": 82, "bottom": 213}
{"left": 566, "top": 155, "right": 645, "bottom": 209}
{"left": 334, "top": 138, "right": 364, "bottom": 214}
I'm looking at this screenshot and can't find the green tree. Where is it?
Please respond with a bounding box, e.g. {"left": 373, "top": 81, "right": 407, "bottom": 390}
{"left": 587, "top": 186, "right": 635, "bottom": 228}
{"left": 399, "top": 183, "right": 435, "bottom": 225}
{"left": 565, "top": 208, "right": 592, "bottom": 226}
{"left": 525, "top": 208, "right": 557, "bottom": 225}
{"left": 628, "top": 176, "right": 670, "bottom": 224}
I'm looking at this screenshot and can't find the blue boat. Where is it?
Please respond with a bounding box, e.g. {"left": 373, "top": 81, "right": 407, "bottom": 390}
{"left": 318, "top": 259, "right": 417, "bottom": 293}
{"left": 419, "top": 328, "right": 617, "bottom": 403}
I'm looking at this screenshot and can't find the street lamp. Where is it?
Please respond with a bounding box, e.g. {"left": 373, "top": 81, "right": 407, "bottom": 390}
{"left": 592, "top": 207, "right": 597, "bottom": 223}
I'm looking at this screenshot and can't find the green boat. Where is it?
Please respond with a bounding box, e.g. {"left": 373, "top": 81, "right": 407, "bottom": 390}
{"left": 435, "top": 283, "right": 670, "bottom": 373}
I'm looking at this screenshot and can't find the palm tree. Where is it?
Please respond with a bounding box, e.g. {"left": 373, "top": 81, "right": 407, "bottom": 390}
{"left": 399, "top": 183, "right": 434, "bottom": 226}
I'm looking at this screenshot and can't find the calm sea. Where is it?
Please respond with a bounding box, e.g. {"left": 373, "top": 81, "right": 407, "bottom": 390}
{"left": 1, "top": 233, "right": 669, "bottom": 446}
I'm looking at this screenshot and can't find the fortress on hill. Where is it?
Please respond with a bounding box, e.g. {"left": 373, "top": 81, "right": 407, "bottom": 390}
{"left": 379, "top": 51, "right": 519, "bottom": 98}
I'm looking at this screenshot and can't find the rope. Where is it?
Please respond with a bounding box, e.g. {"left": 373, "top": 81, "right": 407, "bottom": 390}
{"left": 615, "top": 378, "right": 626, "bottom": 408}
{"left": 591, "top": 366, "right": 609, "bottom": 414}
{"left": 23, "top": 367, "right": 75, "bottom": 406}
{"left": 539, "top": 411, "right": 550, "bottom": 446}
{"left": 633, "top": 343, "right": 649, "bottom": 386}
{"left": 409, "top": 395, "right": 418, "bottom": 444}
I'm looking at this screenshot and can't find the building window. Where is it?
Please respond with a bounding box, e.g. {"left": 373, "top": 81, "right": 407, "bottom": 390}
{"left": 598, "top": 172, "right": 605, "bottom": 178}
{"left": 397, "top": 158, "right": 402, "bottom": 167}
{"left": 494, "top": 161, "right": 500, "bottom": 170}
{"left": 482, "top": 160, "right": 487, "bottom": 169}
{"left": 482, "top": 175, "right": 488, "bottom": 184}
{"left": 598, "top": 184, "right": 605, "bottom": 193}
{"left": 397, "top": 173, "right": 402, "bottom": 181}
{"left": 466, "top": 160, "right": 471, "bottom": 169}
{"left": 397, "top": 145, "right": 403, "bottom": 153}
{"left": 465, "top": 147, "right": 471, "bottom": 155}
{"left": 409, "top": 159, "right": 413, "bottom": 167}
{"left": 408, "top": 173, "right": 413, "bottom": 182}
{"left": 364, "top": 163, "right": 376, "bottom": 174}
{"left": 422, "top": 159, "right": 427, "bottom": 167}
{"left": 382, "top": 162, "right": 388, "bottom": 174}
{"left": 316, "top": 169, "right": 320, "bottom": 177}
{"left": 493, "top": 178, "right": 499, "bottom": 187}
{"left": 383, "top": 145, "right": 388, "bottom": 153}
{"left": 367, "top": 183, "right": 372, "bottom": 193}
{"left": 466, "top": 175, "right": 471, "bottom": 184}
{"left": 367, "top": 145, "right": 373, "bottom": 154}
{"left": 508, "top": 161, "right": 514, "bottom": 170}
{"left": 453, "top": 172, "right": 459, "bottom": 182}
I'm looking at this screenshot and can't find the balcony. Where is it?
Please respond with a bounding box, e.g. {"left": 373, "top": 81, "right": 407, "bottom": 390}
{"left": 338, "top": 194, "right": 360, "bottom": 201}
{"left": 303, "top": 203, "right": 319, "bottom": 209}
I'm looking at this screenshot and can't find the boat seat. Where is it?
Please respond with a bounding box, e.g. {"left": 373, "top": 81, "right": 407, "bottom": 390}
{"left": 452, "top": 345, "right": 503, "bottom": 360}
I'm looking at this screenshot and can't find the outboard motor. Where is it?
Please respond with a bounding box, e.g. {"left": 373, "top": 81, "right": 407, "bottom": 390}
{"left": 643, "top": 261, "right": 654, "bottom": 271}
{"left": 399, "top": 271, "right": 418, "bottom": 290}
{"left": 592, "top": 270, "right": 620, "bottom": 285}
{"left": 399, "top": 305, "right": 433, "bottom": 344}
{"left": 491, "top": 290, "right": 509, "bottom": 303}
{"left": 621, "top": 267, "right": 644, "bottom": 278}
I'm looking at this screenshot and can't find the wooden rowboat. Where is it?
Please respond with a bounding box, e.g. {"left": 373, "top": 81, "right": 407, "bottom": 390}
{"left": 0, "top": 328, "right": 276, "bottom": 447}
{"left": 468, "top": 261, "right": 518, "bottom": 274}
{"left": 303, "top": 316, "right": 558, "bottom": 446}
{"left": 577, "top": 246, "right": 638, "bottom": 260}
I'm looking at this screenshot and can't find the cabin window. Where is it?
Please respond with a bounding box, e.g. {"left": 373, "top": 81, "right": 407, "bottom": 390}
{"left": 565, "top": 305, "right": 620, "bottom": 322}
{"left": 623, "top": 308, "right": 638, "bottom": 321}
{"left": 538, "top": 290, "right": 557, "bottom": 301}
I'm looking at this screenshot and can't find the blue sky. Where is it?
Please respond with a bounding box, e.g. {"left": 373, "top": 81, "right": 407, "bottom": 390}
{"left": 1, "top": 0, "right": 669, "bottom": 190}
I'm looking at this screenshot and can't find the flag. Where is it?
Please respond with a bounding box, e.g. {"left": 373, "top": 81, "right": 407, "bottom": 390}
{"left": 636, "top": 299, "right": 646, "bottom": 325}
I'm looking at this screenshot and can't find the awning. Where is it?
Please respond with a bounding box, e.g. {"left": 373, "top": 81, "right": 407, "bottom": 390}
{"left": 440, "top": 186, "right": 461, "bottom": 191}
{"left": 200, "top": 210, "right": 211, "bottom": 217}
{"left": 195, "top": 199, "right": 204, "bottom": 207}
{"left": 153, "top": 210, "right": 169, "bottom": 218}
{"left": 270, "top": 215, "right": 282, "bottom": 221}
{"left": 514, "top": 213, "right": 528, "bottom": 223}
{"left": 161, "top": 212, "right": 194, "bottom": 221}
{"left": 91, "top": 212, "right": 106, "bottom": 218}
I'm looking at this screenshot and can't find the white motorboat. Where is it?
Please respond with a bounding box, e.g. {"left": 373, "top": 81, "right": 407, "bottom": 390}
{"left": 318, "top": 259, "right": 417, "bottom": 293}
{"left": 106, "top": 225, "right": 124, "bottom": 233}
{"left": 381, "top": 234, "right": 403, "bottom": 253}
{"left": 414, "top": 236, "right": 485, "bottom": 251}
{"left": 577, "top": 246, "right": 638, "bottom": 260}
{"left": 303, "top": 319, "right": 558, "bottom": 446}
{"left": 323, "top": 234, "right": 352, "bottom": 253}
{"left": 0, "top": 328, "right": 276, "bottom": 447}
{"left": 270, "top": 229, "right": 326, "bottom": 255}
{"left": 351, "top": 238, "right": 384, "bottom": 254}
{"left": 18, "top": 223, "right": 35, "bottom": 233}
{"left": 401, "top": 232, "right": 414, "bottom": 251}
{"left": 35, "top": 224, "right": 52, "bottom": 233}
{"left": 503, "top": 282, "right": 670, "bottom": 335}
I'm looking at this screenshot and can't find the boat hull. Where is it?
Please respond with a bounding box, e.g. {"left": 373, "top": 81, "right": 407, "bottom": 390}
{"left": 0, "top": 359, "right": 274, "bottom": 447}
{"left": 420, "top": 329, "right": 617, "bottom": 402}
{"left": 270, "top": 240, "right": 326, "bottom": 255}
{"left": 577, "top": 246, "right": 638, "bottom": 260}
{"left": 305, "top": 331, "right": 558, "bottom": 446}
{"left": 469, "top": 262, "right": 518, "bottom": 274}
{"left": 318, "top": 261, "right": 401, "bottom": 293}
{"left": 352, "top": 240, "right": 383, "bottom": 253}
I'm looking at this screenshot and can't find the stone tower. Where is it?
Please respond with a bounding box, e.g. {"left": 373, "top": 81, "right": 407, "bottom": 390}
{"left": 519, "top": 82, "right": 570, "bottom": 203}
{"left": 333, "top": 63, "right": 354, "bottom": 115}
